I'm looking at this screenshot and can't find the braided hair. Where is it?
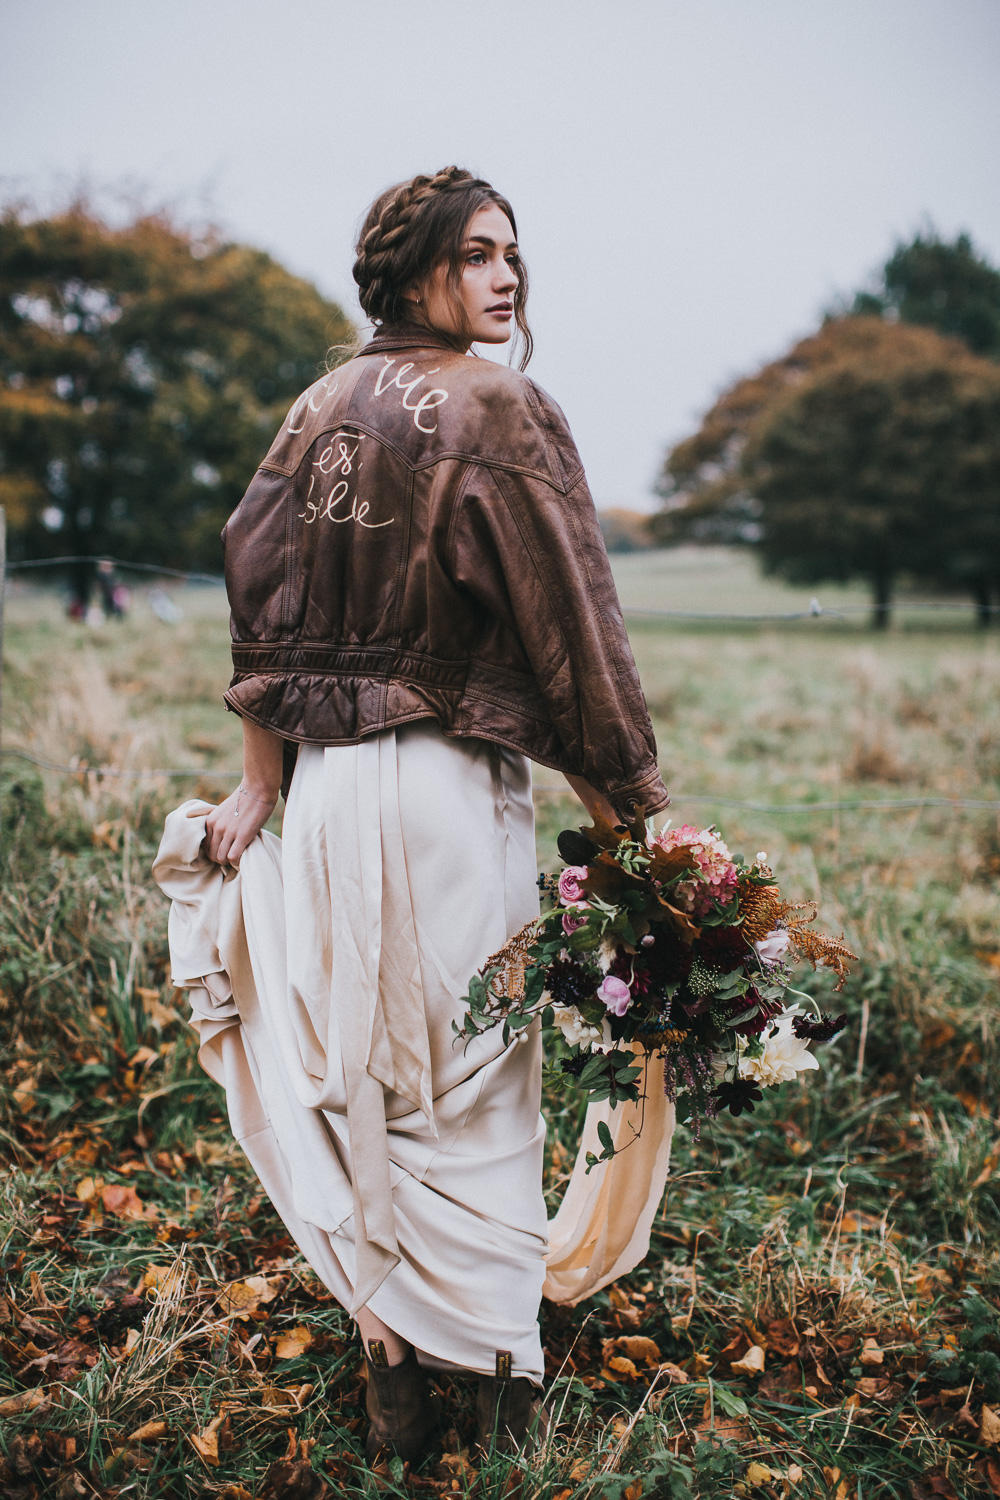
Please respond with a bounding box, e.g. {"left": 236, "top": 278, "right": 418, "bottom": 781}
{"left": 353, "top": 166, "right": 533, "bottom": 370}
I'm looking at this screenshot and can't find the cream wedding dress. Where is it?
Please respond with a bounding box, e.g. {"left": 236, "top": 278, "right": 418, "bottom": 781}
{"left": 153, "top": 720, "right": 674, "bottom": 1383}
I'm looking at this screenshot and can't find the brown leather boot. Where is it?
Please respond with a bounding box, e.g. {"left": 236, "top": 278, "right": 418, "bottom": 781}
{"left": 475, "top": 1350, "right": 548, "bottom": 1457}
{"left": 363, "top": 1340, "right": 439, "bottom": 1466}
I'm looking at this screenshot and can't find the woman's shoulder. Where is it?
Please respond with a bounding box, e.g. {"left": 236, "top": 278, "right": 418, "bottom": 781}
{"left": 439, "top": 358, "right": 582, "bottom": 482}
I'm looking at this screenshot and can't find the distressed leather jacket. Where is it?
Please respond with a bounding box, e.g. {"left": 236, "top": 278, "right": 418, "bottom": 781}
{"left": 222, "top": 322, "right": 669, "bottom": 817}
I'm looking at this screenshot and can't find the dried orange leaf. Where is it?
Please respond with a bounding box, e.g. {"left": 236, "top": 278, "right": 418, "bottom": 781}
{"left": 101, "top": 1183, "right": 155, "bottom": 1221}
{"left": 273, "top": 1325, "right": 314, "bottom": 1360}
{"left": 218, "top": 1274, "right": 280, "bottom": 1318}
{"left": 859, "top": 1337, "right": 884, "bottom": 1366}
{"left": 0, "top": 1387, "right": 49, "bottom": 1418}
{"left": 259, "top": 1383, "right": 313, "bottom": 1410}
{"left": 606, "top": 1334, "right": 661, "bottom": 1366}
{"left": 128, "top": 1420, "right": 170, "bottom": 1442}
{"left": 189, "top": 1412, "right": 235, "bottom": 1466}
{"left": 141, "top": 1263, "right": 186, "bottom": 1298}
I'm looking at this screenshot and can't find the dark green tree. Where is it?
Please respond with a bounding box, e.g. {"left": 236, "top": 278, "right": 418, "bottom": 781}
{"left": 0, "top": 201, "right": 354, "bottom": 601}
{"left": 743, "top": 340, "right": 1000, "bottom": 627}
{"left": 849, "top": 230, "right": 1000, "bottom": 359}
{"left": 653, "top": 318, "right": 950, "bottom": 549}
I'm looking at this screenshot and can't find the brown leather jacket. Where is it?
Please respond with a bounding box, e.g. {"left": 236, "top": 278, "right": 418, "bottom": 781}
{"left": 222, "top": 322, "right": 669, "bottom": 817}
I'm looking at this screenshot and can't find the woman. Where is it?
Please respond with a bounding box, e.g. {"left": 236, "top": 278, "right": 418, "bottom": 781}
{"left": 157, "top": 166, "right": 670, "bottom": 1465}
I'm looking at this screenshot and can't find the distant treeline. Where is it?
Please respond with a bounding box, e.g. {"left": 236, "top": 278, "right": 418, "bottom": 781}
{"left": 2, "top": 204, "right": 999, "bottom": 625}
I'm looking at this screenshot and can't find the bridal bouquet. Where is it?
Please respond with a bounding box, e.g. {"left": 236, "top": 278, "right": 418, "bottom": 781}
{"left": 458, "top": 814, "right": 855, "bottom": 1159}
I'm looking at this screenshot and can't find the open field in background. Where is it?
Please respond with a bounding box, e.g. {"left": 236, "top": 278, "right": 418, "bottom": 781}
{"left": 2, "top": 548, "right": 999, "bottom": 1498}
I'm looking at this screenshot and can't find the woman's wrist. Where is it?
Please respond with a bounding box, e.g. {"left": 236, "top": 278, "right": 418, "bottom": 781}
{"left": 233, "top": 781, "right": 279, "bottom": 816}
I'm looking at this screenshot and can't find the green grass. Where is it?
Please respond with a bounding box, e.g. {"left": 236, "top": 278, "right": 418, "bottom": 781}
{"left": 2, "top": 549, "right": 999, "bottom": 1498}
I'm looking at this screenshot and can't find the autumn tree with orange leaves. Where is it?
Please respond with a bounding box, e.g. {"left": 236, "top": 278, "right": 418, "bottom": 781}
{"left": 0, "top": 201, "right": 352, "bottom": 605}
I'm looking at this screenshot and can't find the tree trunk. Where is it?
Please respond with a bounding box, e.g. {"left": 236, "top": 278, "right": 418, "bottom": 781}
{"left": 870, "top": 569, "right": 893, "bottom": 630}
{"left": 973, "top": 578, "right": 992, "bottom": 628}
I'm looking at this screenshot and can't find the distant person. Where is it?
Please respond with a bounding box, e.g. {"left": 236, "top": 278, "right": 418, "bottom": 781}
{"left": 155, "top": 167, "right": 669, "bottom": 1469}
{"left": 96, "top": 559, "right": 128, "bottom": 619}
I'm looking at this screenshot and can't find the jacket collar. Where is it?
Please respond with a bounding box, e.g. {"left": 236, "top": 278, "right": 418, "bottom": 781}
{"left": 358, "top": 320, "right": 469, "bottom": 358}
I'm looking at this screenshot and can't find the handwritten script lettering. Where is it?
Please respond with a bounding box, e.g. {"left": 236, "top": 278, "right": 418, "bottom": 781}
{"left": 373, "top": 357, "right": 449, "bottom": 432}
{"left": 286, "top": 373, "right": 341, "bottom": 435}
{"left": 298, "top": 433, "right": 394, "bottom": 530}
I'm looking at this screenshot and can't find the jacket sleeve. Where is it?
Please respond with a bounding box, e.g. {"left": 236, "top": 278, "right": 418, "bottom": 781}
{"left": 449, "top": 432, "right": 670, "bottom": 819}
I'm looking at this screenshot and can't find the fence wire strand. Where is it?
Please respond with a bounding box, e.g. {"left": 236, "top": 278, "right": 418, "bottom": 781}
{"left": 5, "top": 554, "right": 1000, "bottom": 619}
{"left": 5, "top": 555, "right": 999, "bottom": 819}
{"left": 3, "top": 747, "right": 998, "bottom": 816}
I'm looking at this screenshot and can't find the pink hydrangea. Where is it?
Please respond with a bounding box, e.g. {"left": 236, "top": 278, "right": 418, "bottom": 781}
{"left": 653, "top": 824, "right": 738, "bottom": 917}
{"left": 557, "top": 865, "right": 589, "bottom": 906}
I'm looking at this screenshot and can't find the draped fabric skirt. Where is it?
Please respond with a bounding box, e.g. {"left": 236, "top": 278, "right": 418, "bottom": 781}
{"left": 153, "top": 721, "right": 677, "bottom": 1386}
{"left": 155, "top": 722, "right": 548, "bottom": 1381}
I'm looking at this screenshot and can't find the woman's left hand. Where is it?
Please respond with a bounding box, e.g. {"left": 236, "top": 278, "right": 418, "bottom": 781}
{"left": 190, "top": 782, "right": 278, "bottom": 868}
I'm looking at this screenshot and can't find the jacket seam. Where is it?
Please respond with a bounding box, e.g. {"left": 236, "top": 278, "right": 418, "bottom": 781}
{"left": 562, "top": 472, "right": 648, "bottom": 729}
{"left": 484, "top": 463, "right": 578, "bottom": 739}
{"left": 258, "top": 441, "right": 576, "bottom": 488}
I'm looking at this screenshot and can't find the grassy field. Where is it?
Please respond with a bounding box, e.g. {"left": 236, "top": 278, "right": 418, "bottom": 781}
{"left": 2, "top": 548, "right": 999, "bottom": 1499}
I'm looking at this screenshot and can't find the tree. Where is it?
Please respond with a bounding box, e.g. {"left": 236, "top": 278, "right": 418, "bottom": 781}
{"left": 848, "top": 230, "right": 1000, "bottom": 360}
{"left": 653, "top": 318, "right": 1000, "bottom": 626}
{"left": 0, "top": 201, "right": 354, "bottom": 601}
{"left": 743, "top": 337, "right": 1000, "bottom": 627}
{"left": 653, "top": 317, "right": 954, "bottom": 547}
{"left": 598, "top": 507, "right": 655, "bottom": 553}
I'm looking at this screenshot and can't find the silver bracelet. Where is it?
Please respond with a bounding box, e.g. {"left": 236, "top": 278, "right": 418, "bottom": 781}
{"left": 233, "top": 782, "right": 247, "bottom": 818}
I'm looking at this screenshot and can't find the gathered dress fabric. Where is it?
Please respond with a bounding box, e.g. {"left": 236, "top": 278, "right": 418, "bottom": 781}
{"left": 153, "top": 723, "right": 676, "bottom": 1384}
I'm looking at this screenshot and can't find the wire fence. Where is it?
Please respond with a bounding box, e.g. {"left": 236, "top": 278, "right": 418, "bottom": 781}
{"left": 5, "top": 553, "right": 1000, "bottom": 620}
{"left": 3, "top": 747, "right": 998, "bottom": 816}
{"left": 4, "top": 550, "right": 1000, "bottom": 818}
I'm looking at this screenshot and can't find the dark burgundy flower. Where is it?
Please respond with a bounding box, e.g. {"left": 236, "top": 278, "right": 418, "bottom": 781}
{"left": 697, "top": 925, "right": 750, "bottom": 969}
{"left": 644, "top": 929, "right": 694, "bottom": 988}
{"left": 729, "top": 990, "right": 784, "bottom": 1037}
{"left": 791, "top": 1012, "right": 848, "bottom": 1043}
{"left": 545, "top": 957, "right": 595, "bottom": 1009}
{"left": 712, "top": 1078, "right": 764, "bottom": 1116}
{"left": 609, "top": 950, "right": 653, "bottom": 997}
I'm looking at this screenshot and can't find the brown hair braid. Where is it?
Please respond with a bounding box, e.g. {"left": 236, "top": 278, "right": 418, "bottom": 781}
{"left": 353, "top": 166, "right": 533, "bottom": 370}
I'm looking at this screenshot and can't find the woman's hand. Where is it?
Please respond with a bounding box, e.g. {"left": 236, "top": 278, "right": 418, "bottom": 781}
{"left": 190, "top": 718, "right": 285, "bottom": 867}
{"left": 195, "top": 783, "right": 278, "bottom": 867}
{"left": 564, "top": 773, "right": 625, "bottom": 828}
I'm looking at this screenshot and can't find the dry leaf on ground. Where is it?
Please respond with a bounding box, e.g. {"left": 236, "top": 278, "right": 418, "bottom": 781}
{"left": 731, "top": 1344, "right": 765, "bottom": 1376}
{"left": 218, "top": 1275, "right": 281, "bottom": 1318}
{"left": 274, "top": 1325, "right": 314, "bottom": 1359}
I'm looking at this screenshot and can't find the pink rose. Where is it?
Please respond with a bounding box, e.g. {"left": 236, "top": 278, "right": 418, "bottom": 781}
{"left": 562, "top": 909, "right": 587, "bottom": 936}
{"left": 557, "top": 865, "right": 589, "bottom": 906}
{"left": 598, "top": 974, "right": 631, "bottom": 1017}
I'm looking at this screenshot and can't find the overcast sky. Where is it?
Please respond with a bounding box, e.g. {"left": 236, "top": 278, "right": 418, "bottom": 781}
{"left": 3, "top": 0, "right": 999, "bottom": 508}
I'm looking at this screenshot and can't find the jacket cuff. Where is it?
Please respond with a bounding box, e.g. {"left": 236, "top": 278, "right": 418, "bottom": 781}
{"left": 606, "top": 763, "right": 670, "bottom": 821}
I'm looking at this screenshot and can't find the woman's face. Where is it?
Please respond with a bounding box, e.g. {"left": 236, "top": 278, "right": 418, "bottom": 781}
{"left": 411, "top": 202, "right": 520, "bottom": 348}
